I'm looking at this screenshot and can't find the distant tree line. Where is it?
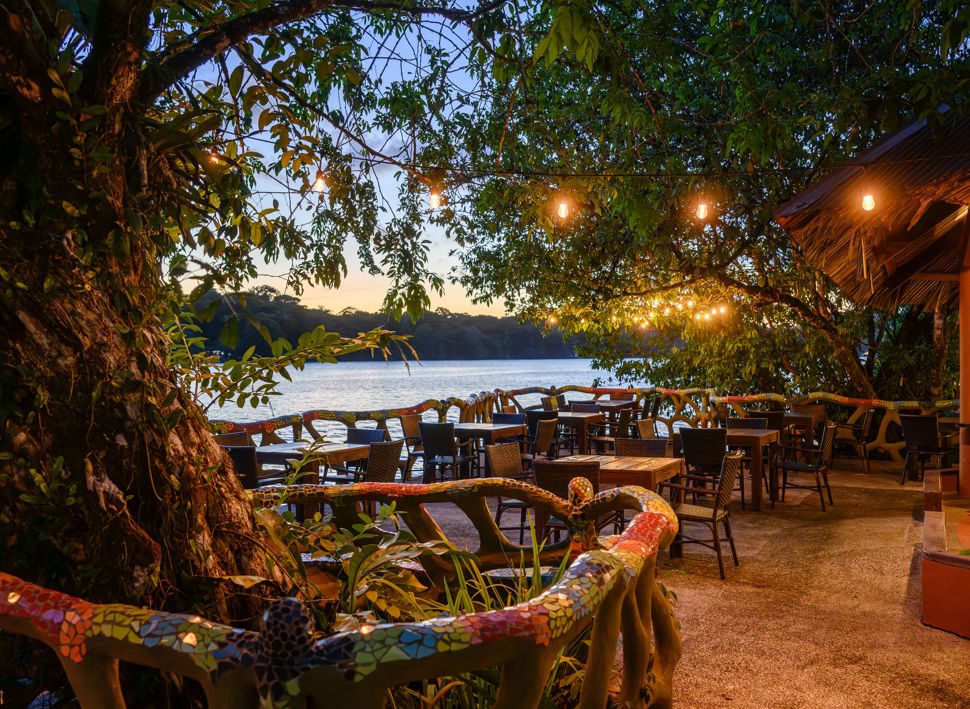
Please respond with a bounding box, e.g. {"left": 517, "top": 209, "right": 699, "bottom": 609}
{"left": 195, "top": 288, "right": 584, "bottom": 360}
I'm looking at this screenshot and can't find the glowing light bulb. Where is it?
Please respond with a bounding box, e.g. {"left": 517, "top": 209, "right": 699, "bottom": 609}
{"left": 694, "top": 313, "right": 701, "bottom": 321}
{"left": 719, "top": 305, "right": 727, "bottom": 314}
{"left": 429, "top": 190, "right": 441, "bottom": 208}
{"left": 711, "top": 307, "right": 718, "bottom": 316}
{"left": 663, "top": 307, "right": 671, "bottom": 316}
{"left": 696, "top": 202, "right": 709, "bottom": 220}
{"left": 547, "top": 314, "right": 557, "bottom": 325}
{"left": 703, "top": 313, "right": 711, "bottom": 320}
{"left": 312, "top": 169, "right": 326, "bottom": 193}
{"left": 557, "top": 200, "right": 569, "bottom": 220}
{"left": 862, "top": 194, "right": 875, "bottom": 211}
{"left": 208, "top": 148, "right": 220, "bottom": 164}
{"left": 686, "top": 299, "right": 694, "bottom": 308}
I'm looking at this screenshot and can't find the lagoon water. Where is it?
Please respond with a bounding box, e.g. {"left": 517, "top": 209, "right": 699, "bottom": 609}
{"left": 213, "top": 358, "right": 643, "bottom": 436}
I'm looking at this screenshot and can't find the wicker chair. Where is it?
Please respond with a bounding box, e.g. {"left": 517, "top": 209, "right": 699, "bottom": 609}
{"left": 834, "top": 409, "right": 875, "bottom": 474}
{"left": 522, "top": 417, "right": 559, "bottom": 469}
{"left": 540, "top": 395, "right": 558, "bottom": 411}
{"left": 419, "top": 422, "right": 476, "bottom": 483}
{"left": 590, "top": 408, "right": 634, "bottom": 454}
{"left": 399, "top": 413, "right": 425, "bottom": 481}
{"left": 214, "top": 431, "right": 253, "bottom": 446}
{"left": 659, "top": 452, "right": 743, "bottom": 579}
{"left": 635, "top": 418, "right": 658, "bottom": 439}
{"left": 680, "top": 427, "right": 727, "bottom": 476}
{"left": 346, "top": 427, "right": 388, "bottom": 444}
{"left": 486, "top": 443, "right": 534, "bottom": 544}
{"left": 615, "top": 438, "right": 668, "bottom": 457}
{"left": 491, "top": 412, "right": 527, "bottom": 444}
{"left": 779, "top": 422, "right": 836, "bottom": 510}
{"left": 533, "top": 460, "right": 613, "bottom": 541}
{"left": 898, "top": 414, "right": 956, "bottom": 485}
{"left": 570, "top": 402, "right": 601, "bottom": 413}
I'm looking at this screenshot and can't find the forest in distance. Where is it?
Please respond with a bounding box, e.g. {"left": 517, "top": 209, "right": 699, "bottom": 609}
{"left": 194, "top": 288, "right": 587, "bottom": 360}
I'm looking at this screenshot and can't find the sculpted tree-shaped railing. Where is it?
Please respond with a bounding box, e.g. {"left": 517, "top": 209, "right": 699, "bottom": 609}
{"left": 496, "top": 385, "right": 716, "bottom": 433}
{"left": 713, "top": 392, "right": 960, "bottom": 462}
{"left": 0, "top": 479, "right": 680, "bottom": 708}
{"left": 209, "top": 391, "right": 499, "bottom": 442}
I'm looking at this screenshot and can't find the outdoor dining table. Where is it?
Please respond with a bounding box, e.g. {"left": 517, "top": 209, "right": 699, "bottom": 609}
{"left": 453, "top": 422, "right": 528, "bottom": 444}
{"left": 557, "top": 411, "right": 606, "bottom": 455}
{"left": 559, "top": 454, "right": 684, "bottom": 490}
{"left": 595, "top": 399, "right": 638, "bottom": 413}
{"left": 725, "top": 428, "right": 780, "bottom": 511}
{"left": 255, "top": 440, "right": 370, "bottom": 470}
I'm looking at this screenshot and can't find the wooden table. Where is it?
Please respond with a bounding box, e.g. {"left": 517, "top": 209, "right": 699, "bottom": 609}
{"left": 560, "top": 454, "right": 684, "bottom": 490}
{"left": 557, "top": 412, "right": 606, "bottom": 455}
{"left": 255, "top": 441, "right": 370, "bottom": 470}
{"left": 453, "top": 422, "right": 527, "bottom": 444}
{"left": 725, "top": 428, "right": 780, "bottom": 511}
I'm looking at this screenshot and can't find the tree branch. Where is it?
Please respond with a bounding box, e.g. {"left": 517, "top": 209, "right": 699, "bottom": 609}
{"left": 139, "top": 0, "right": 510, "bottom": 104}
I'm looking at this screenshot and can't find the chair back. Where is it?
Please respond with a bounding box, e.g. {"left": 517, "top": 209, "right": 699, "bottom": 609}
{"left": 899, "top": 414, "right": 940, "bottom": 450}
{"left": 792, "top": 403, "right": 826, "bottom": 427}
{"left": 540, "top": 395, "right": 558, "bottom": 411}
{"left": 492, "top": 412, "right": 526, "bottom": 426}
{"left": 818, "top": 422, "right": 837, "bottom": 467}
{"left": 222, "top": 445, "right": 260, "bottom": 489}
{"left": 636, "top": 418, "right": 658, "bottom": 439}
{"left": 485, "top": 442, "right": 525, "bottom": 477}
{"left": 570, "top": 402, "right": 600, "bottom": 413}
{"left": 526, "top": 409, "right": 558, "bottom": 437}
{"left": 533, "top": 460, "right": 600, "bottom": 500}
{"left": 613, "top": 408, "right": 633, "bottom": 436}
{"left": 680, "top": 427, "right": 727, "bottom": 468}
{"left": 419, "top": 422, "right": 457, "bottom": 458}
{"left": 714, "top": 452, "right": 744, "bottom": 510}
{"left": 363, "top": 440, "right": 405, "bottom": 483}
{"left": 726, "top": 416, "right": 766, "bottom": 429}
{"left": 555, "top": 394, "right": 568, "bottom": 409}
{"left": 858, "top": 409, "right": 876, "bottom": 440}
{"left": 346, "top": 427, "right": 387, "bottom": 444}
{"left": 754, "top": 411, "right": 785, "bottom": 432}
{"left": 501, "top": 405, "right": 517, "bottom": 414}
{"left": 533, "top": 418, "right": 559, "bottom": 457}
{"left": 400, "top": 413, "right": 422, "bottom": 439}
{"left": 615, "top": 438, "right": 667, "bottom": 457}
{"left": 214, "top": 431, "right": 252, "bottom": 446}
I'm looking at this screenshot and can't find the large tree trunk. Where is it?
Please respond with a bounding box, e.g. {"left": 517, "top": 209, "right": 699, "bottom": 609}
{"left": 0, "top": 229, "right": 273, "bottom": 620}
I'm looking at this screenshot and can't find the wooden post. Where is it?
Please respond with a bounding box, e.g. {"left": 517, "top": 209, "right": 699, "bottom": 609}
{"left": 961, "top": 227, "right": 970, "bottom": 496}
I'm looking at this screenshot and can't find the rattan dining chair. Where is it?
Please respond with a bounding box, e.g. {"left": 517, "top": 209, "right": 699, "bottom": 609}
{"left": 591, "top": 408, "right": 634, "bottom": 454}
{"left": 214, "top": 431, "right": 253, "bottom": 446}
{"left": 659, "top": 452, "right": 743, "bottom": 579}
{"left": 327, "top": 439, "right": 404, "bottom": 483}
{"left": 419, "top": 422, "right": 477, "bottom": 483}
{"left": 486, "top": 442, "right": 534, "bottom": 544}
{"left": 522, "top": 417, "right": 559, "bottom": 469}
{"left": 615, "top": 438, "right": 668, "bottom": 457}
{"left": 778, "top": 422, "right": 836, "bottom": 510}
{"left": 533, "top": 459, "right": 613, "bottom": 542}
{"left": 399, "top": 413, "right": 424, "bottom": 481}
{"left": 834, "top": 408, "right": 875, "bottom": 474}
{"left": 898, "top": 414, "right": 956, "bottom": 485}
{"left": 540, "top": 395, "right": 558, "bottom": 411}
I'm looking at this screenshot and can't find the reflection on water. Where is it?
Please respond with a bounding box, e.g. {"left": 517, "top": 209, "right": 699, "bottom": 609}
{"left": 213, "top": 358, "right": 644, "bottom": 439}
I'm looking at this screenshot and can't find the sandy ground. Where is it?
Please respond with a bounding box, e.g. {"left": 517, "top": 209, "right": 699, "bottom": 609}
{"left": 424, "top": 460, "right": 970, "bottom": 707}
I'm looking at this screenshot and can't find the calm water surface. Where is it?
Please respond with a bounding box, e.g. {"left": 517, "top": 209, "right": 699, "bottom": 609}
{"left": 214, "top": 358, "right": 643, "bottom": 437}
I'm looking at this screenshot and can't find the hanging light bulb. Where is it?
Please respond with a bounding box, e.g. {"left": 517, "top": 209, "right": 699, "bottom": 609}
{"left": 696, "top": 202, "right": 709, "bottom": 220}
{"left": 547, "top": 314, "right": 557, "bottom": 325}
{"left": 686, "top": 299, "right": 695, "bottom": 308}
{"left": 694, "top": 313, "right": 702, "bottom": 321}
{"left": 710, "top": 307, "right": 718, "bottom": 316}
{"left": 719, "top": 305, "right": 727, "bottom": 314}
{"left": 557, "top": 199, "right": 570, "bottom": 220}
{"left": 312, "top": 168, "right": 326, "bottom": 193}
{"left": 208, "top": 147, "right": 220, "bottom": 164}
{"left": 663, "top": 307, "right": 671, "bottom": 316}
{"left": 862, "top": 194, "right": 875, "bottom": 211}
{"left": 703, "top": 312, "right": 711, "bottom": 320}
{"left": 429, "top": 189, "right": 442, "bottom": 209}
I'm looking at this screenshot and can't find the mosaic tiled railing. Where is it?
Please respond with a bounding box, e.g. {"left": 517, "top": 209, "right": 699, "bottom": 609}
{"left": 713, "top": 392, "right": 960, "bottom": 462}
{"left": 0, "top": 479, "right": 680, "bottom": 708}
{"left": 496, "top": 386, "right": 717, "bottom": 434}
{"left": 209, "top": 391, "right": 499, "bottom": 442}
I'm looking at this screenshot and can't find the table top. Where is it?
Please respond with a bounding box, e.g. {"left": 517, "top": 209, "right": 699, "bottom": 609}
{"left": 255, "top": 440, "right": 370, "bottom": 456}
{"left": 454, "top": 422, "right": 527, "bottom": 435}
{"left": 558, "top": 411, "right": 607, "bottom": 423}
{"left": 725, "top": 428, "right": 780, "bottom": 443}
{"left": 560, "top": 454, "right": 683, "bottom": 473}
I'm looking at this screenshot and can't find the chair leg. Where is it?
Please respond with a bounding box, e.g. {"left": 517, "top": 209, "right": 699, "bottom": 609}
{"left": 860, "top": 444, "right": 870, "bottom": 475}
{"left": 823, "top": 467, "right": 834, "bottom": 506}
{"left": 712, "top": 521, "right": 725, "bottom": 580}
{"left": 739, "top": 465, "right": 746, "bottom": 510}
{"left": 781, "top": 468, "right": 788, "bottom": 501}
{"left": 899, "top": 452, "right": 911, "bottom": 485}
{"left": 518, "top": 507, "right": 527, "bottom": 545}
{"left": 816, "top": 471, "right": 826, "bottom": 512}
{"left": 724, "top": 518, "right": 739, "bottom": 566}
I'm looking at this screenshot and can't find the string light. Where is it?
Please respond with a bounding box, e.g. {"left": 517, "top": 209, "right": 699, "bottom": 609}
{"left": 719, "top": 305, "right": 727, "bottom": 314}
{"left": 862, "top": 194, "right": 875, "bottom": 211}
{"left": 429, "top": 188, "right": 442, "bottom": 208}
{"left": 556, "top": 198, "right": 570, "bottom": 220}
{"left": 208, "top": 147, "right": 220, "bottom": 164}
{"left": 312, "top": 168, "right": 326, "bottom": 193}
{"left": 696, "top": 202, "right": 709, "bottom": 220}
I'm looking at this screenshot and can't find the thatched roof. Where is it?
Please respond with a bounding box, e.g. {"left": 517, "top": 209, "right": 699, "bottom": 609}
{"left": 776, "top": 107, "right": 970, "bottom": 310}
